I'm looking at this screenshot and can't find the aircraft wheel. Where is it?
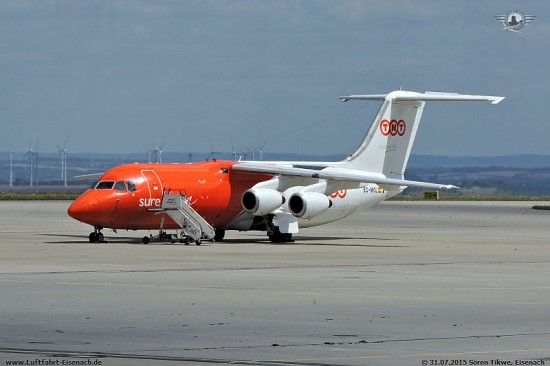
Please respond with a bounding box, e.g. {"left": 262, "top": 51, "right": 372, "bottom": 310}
{"left": 268, "top": 228, "right": 293, "bottom": 243}
{"left": 142, "top": 236, "right": 150, "bottom": 244}
{"left": 195, "top": 239, "right": 201, "bottom": 246}
{"left": 97, "top": 232, "right": 104, "bottom": 243}
{"left": 89, "top": 232, "right": 97, "bottom": 243}
{"left": 214, "top": 229, "right": 225, "bottom": 242}
{"left": 268, "top": 234, "right": 286, "bottom": 243}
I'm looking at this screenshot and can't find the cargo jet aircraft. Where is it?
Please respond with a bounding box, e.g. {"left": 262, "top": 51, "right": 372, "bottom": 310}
{"left": 68, "top": 90, "right": 503, "bottom": 244}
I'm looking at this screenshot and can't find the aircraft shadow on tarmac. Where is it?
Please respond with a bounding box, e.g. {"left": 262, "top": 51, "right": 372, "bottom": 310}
{"left": 40, "top": 233, "right": 406, "bottom": 247}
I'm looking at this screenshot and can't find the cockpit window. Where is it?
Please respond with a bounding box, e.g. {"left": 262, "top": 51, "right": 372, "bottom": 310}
{"left": 114, "top": 181, "right": 126, "bottom": 192}
{"left": 126, "top": 180, "right": 137, "bottom": 192}
{"left": 95, "top": 181, "right": 114, "bottom": 190}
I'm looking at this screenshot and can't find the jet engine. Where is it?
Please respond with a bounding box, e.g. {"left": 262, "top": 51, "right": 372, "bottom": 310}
{"left": 241, "top": 188, "right": 285, "bottom": 216}
{"left": 288, "top": 192, "right": 332, "bottom": 219}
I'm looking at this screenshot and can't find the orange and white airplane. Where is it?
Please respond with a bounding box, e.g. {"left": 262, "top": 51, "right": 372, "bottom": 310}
{"left": 68, "top": 90, "right": 503, "bottom": 244}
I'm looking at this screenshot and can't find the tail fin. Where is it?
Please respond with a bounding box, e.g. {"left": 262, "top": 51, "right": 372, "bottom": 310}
{"left": 339, "top": 91, "right": 504, "bottom": 179}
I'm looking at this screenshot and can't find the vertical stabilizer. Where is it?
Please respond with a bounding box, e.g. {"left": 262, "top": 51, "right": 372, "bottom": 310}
{"left": 338, "top": 91, "right": 504, "bottom": 179}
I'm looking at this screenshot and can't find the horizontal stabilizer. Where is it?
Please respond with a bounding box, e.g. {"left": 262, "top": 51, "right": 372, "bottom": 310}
{"left": 339, "top": 91, "right": 504, "bottom": 104}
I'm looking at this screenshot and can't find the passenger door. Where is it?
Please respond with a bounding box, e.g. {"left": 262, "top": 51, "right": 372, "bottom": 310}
{"left": 141, "top": 170, "right": 164, "bottom": 209}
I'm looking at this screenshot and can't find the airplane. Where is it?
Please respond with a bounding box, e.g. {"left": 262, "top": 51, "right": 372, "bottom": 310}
{"left": 68, "top": 90, "right": 504, "bottom": 244}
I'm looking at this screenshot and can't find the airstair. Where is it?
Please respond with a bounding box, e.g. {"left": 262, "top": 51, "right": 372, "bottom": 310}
{"left": 159, "top": 194, "right": 216, "bottom": 244}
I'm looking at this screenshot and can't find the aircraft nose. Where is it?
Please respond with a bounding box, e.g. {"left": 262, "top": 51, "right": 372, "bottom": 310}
{"left": 68, "top": 195, "right": 95, "bottom": 223}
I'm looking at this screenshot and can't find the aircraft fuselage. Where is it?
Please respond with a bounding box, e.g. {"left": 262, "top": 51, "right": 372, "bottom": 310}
{"left": 68, "top": 160, "right": 389, "bottom": 233}
{"left": 68, "top": 161, "right": 269, "bottom": 230}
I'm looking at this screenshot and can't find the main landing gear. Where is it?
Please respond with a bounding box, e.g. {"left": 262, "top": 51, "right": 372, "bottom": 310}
{"left": 89, "top": 226, "right": 104, "bottom": 243}
{"left": 267, "top": 227, "right": 293, "bottom": 243}
{"left": 214, "top": 229, "right": 225, "bottom": 242}
{"left": 262, "top": 216, "right": 293, "bottom": 243}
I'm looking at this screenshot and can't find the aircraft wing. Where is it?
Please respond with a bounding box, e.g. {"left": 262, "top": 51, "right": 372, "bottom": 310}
{"left": 232, "top": 162, "right": 458, "bottom": 190}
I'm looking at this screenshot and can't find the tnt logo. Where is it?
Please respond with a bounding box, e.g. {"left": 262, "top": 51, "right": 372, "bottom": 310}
{"left": 380, "top": 119, "right": 406, "bottom": 136}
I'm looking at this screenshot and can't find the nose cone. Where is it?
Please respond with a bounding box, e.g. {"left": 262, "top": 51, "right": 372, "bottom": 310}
{"left": 68, "top": 191, "right": 103, "bottom": 225}
{"left": 68, "top": 195, "right": 91, "bottom": 223}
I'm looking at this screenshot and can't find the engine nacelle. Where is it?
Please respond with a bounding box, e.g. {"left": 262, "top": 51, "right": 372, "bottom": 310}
{"left": 288, "top": 192, "right": 332, "bottom": 219}
{"left": 241, "top": 188, "right": 285, "bottom": 216}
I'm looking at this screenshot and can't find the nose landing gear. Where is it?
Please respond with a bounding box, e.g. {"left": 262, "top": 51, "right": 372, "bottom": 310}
{"left": 88, "top": 227, "right": 105, "bottom": 243}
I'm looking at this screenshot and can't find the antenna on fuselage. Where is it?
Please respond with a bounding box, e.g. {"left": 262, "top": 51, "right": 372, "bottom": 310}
{"left": 238, "top": 147, "right": 247, "bottom": 161}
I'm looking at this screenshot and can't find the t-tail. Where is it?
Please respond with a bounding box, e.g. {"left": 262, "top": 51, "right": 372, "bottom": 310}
{"left": 339, "top": 91, "right": 504, "bottom": 180}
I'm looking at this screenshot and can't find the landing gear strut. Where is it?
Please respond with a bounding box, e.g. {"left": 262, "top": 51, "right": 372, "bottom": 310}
{"left": 89, "top": 226, "right": 104, "bottom": 243}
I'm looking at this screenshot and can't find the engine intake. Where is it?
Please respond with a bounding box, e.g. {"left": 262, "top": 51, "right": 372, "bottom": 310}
{"left": 241, "top": 188, "right": 284, "bottom": 216}
{"left": 288, "top": 192, "right": 332, "bottom": 219}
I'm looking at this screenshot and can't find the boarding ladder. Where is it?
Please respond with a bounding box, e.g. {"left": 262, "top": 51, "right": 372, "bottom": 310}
{"left": 161, "top": 194, "right": 216, "bottom": 242}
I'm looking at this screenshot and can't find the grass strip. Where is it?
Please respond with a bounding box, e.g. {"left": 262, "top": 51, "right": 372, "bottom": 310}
{"left": 0, "top": 192, "right": 80, "bottom": 200}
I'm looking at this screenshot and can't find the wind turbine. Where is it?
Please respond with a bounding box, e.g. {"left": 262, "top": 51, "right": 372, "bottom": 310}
{"left": 245, "top": 146, "right": 256, "bottom": 161}
{"left": 257, "top": 142, "right": 266, "bottom": 161}
{"left": 230, "top": 142, "right": 237, "bottom": 161}
{"left": 27, "top": 149, "right": 32, "bottom": 187}
{"left": 58, "top": 141, "right": 68, "bottom": 187}
{"left": 156, "top": 143, "right": 164, "bottom": 163}
{"left": 151, "top": 142, "right": 164, "bottom": 163}
{"left": 27, "top": 141, "right": 39, "bottom": 187}
{"left": 187, "top": 146, "right": 193, "bottom": 163}
{"left": 8, "top": 151, "right": 13, "bottom": 187}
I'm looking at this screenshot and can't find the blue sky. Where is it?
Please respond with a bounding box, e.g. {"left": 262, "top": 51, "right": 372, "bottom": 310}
{"left": 1, "top": 1, "right": 549, "bottom": 157}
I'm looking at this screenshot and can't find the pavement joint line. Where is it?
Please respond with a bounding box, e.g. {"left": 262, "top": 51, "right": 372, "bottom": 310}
{"left": 1, "top": 260, "right": 550, "bottom": 276}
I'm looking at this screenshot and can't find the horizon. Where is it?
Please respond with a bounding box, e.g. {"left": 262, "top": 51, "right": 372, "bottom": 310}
{"left": 4, "top": 150, "right": 550, "bottom": 159}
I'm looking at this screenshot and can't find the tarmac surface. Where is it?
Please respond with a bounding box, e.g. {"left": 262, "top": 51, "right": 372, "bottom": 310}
{"left": 0, "top": 200, "right": 549, "bottom": 366}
